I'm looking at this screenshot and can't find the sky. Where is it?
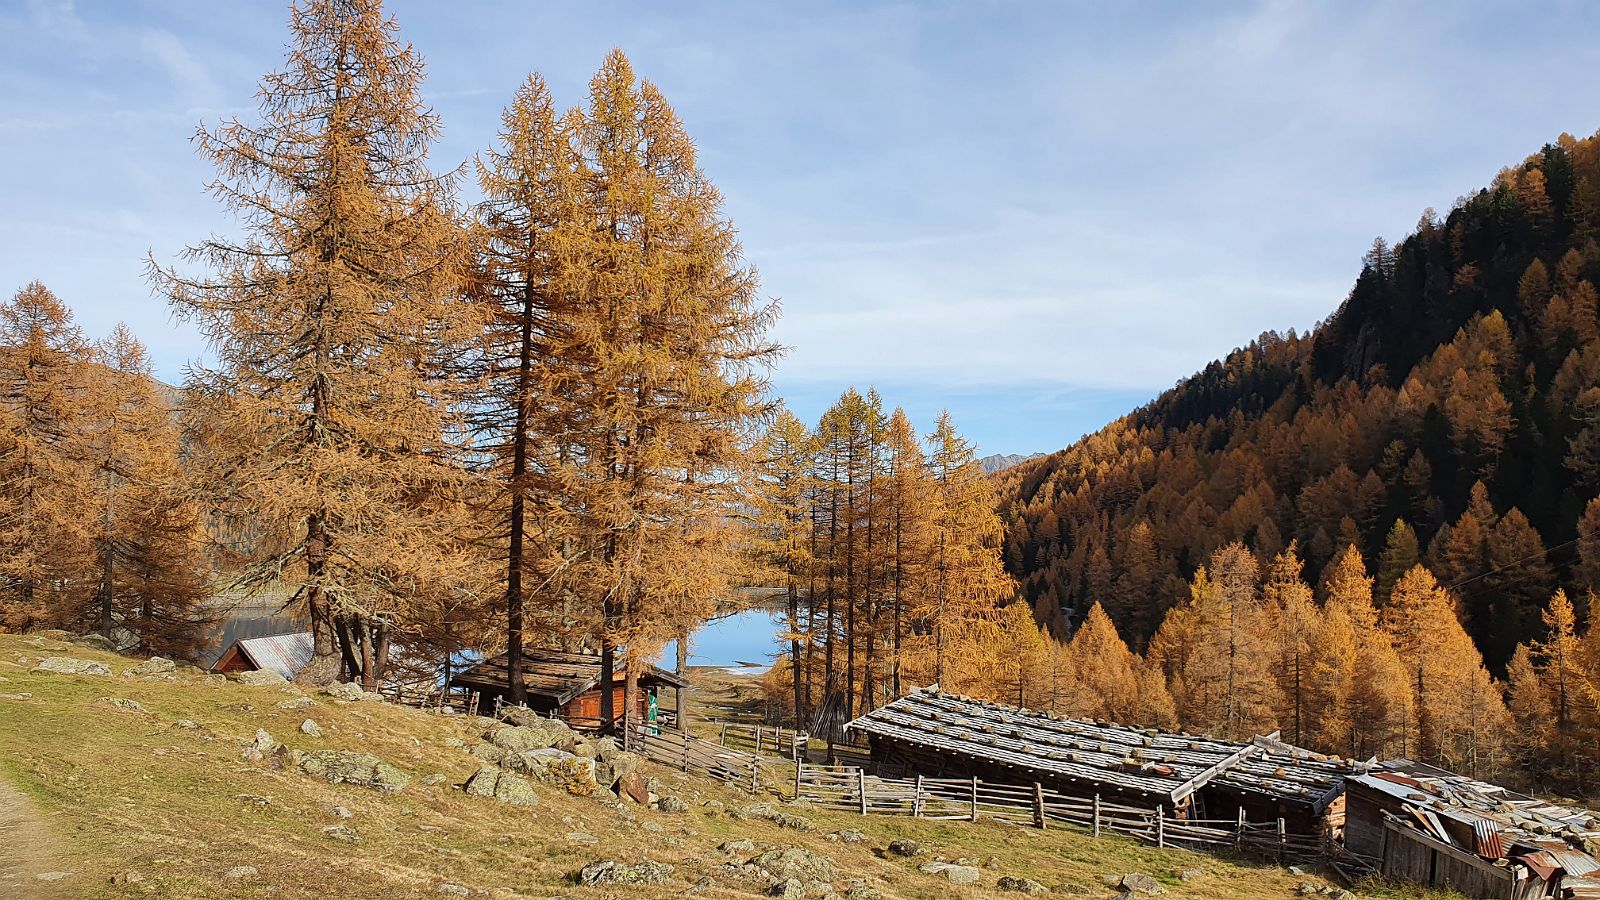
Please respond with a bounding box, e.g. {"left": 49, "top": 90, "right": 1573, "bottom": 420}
{"left": 4, "top": 1, "right": 1600, "bottom": 456}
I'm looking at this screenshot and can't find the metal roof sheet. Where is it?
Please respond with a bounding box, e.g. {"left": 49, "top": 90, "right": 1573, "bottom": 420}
{"left": 237, "top": 632, "right": 313, "bottom": 680}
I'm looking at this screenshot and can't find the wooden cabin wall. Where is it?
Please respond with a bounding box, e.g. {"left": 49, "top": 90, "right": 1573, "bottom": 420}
{"left": 563, "top": 686, "right": 648, "bottom": 728}
{"left": 1379, "top": 821, "right": 1523, "bottom": 900}
{"left": 212, "top": 646, "right": 251, "bottom": 673}
{"left": 1345, "top": 784, "right": 1400, "bottom": 858}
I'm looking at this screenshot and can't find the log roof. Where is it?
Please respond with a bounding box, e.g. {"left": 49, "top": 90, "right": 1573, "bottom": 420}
{"left": 450, "top": 649, "right": 687, "bottom": 707}
{"left": 844, "top": 686, "right": 1356, "bottom": 809}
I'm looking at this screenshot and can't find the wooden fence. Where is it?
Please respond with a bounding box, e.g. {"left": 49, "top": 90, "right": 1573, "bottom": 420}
{"left": 712, "top": 720, "right": 809, "bottom": 761}
{"left": 793, "top": 764, "right": 1330, "bottom": 863}
{"left": 631, "top": 727, "right": 777, "bottom": 794}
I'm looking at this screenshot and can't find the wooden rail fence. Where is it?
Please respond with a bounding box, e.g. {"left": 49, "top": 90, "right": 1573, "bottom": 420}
{"left": 632, "top": 727, "right": 777, "bottom": 794}
{"left": 794, "top": 764, "right": 1330, "bottom": 863}
{"left": 712, "top": 720, "right": 809, "bottom": 761}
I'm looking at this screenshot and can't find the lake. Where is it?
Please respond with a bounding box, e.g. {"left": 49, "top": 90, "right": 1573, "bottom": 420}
{"left": 658, "top": 607, "right": 784, "bottom": 672}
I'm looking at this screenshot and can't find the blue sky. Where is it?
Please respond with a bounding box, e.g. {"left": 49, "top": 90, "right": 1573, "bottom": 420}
{"left": 4, "top": 1, "right": 1600, "bottom": 456}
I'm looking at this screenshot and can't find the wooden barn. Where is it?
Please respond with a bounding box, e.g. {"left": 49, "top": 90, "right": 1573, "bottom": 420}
{"left": 449, "top": 649, "right": 689, "bottom": 731}
{"left": 1345, "top": 761, "right": 1600, "bottom": 899}
{"left": 211, "top": 631, "right": 313, "bottom": 680}
{"left": 844, "top": 686, "right": 1356, "bottom": 839}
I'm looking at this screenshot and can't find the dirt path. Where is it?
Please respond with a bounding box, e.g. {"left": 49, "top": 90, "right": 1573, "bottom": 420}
{"left": 0, "top": 777, "right": 71, "bottom": 899}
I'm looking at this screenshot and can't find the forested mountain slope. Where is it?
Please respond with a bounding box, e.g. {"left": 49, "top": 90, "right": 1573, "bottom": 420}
{"left": 999, "top": 132, "right": 1600, "bottom": 670}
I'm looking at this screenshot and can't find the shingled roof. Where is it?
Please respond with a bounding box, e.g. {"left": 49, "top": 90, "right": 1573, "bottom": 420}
{"left": 844, "top": 686, "right": 1357, "bottom": 809}
{"left": 450, "top": 649, "right": 687, "bottom": 707}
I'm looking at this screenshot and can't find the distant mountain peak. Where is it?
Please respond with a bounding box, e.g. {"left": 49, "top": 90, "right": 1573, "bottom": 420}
{"left": 978, "top": 452, "right": 1042, "bottom": 474}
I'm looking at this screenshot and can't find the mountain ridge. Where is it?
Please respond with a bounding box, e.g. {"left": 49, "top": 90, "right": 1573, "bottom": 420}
{"left": 999, "top": 131, "right": 1600, "bottom": 670}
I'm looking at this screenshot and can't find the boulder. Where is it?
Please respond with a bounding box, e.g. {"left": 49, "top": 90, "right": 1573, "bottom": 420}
{"left": 997, "top": 875, "right": 1047, "bottom": 895}
{"left": 576, "top": 860, "right": 674, "bottom": 887}
{"left": 734, "top": 803, "right": 815, "bottom": 832}
{"left": 277, "top": 697, "right": 315, "bottom": 710}
{"left": 768, "top": 877, "right": 804, "bottom": 899}
{"left": 322, "top": 825, "right": 360, "bottom": 843}
{"left": 657, "top": 795, "right": 689, "bottom": 813}
{"left": 505, "top": 747, "right": 596, "bottom": 795}
{"left": 463, "top": 767, "right": 500, "bottom": 797}
{"left": 32, "top": 656, "right": 111, "bottom": 677}
{"left": 320, "top": 681, "right": 382, "bottom": 701}
{"left": 749, "top": 847, "right": 836, "bottom": 885}
{"left": 488, "top": 719, "right": 574, "bottom": 753}
{"left": 826, "top": 828, "right": 867, "bottom": 844}
{"left": 420, "top": 773, "right": 447, "bottom": 786}
{"left": 300, "top": 719, "right": 322, "bottom": 737}
{"left": 844, "top": 882, "right": 882, "bottom": 900}
{"left": 222, "top": 866, "right": 258, "bottom": 880}
{"left": 297, "top": 750, "right": 410, "bottom": 792}
{"left": 95, "top": 697, "right": 147, "bottom": 713}
{"left": 234, "top": 669, "right": 288, "bottom": 687}
{"left": 885, "top": 839, "right": 922, "bottom": 858}
{"left": 492, "top": 772, "right": 541, "bottom": 807}
{"left": 122, "top": 657, "right": 175, "bottom": 678}
{"left": 720, "top": 839, "right": 758, "bottom": 855}
{"left": 617, "top": 771, "right": 650, "bottom": 805}
{"left": 918, "top": 862, "right": 981, "bottom": 885}
{"left": 70, "top": 633, "right": 117, "bottom": 652}
{"left": 468, "top": 743, "right": 508, "bottom": 765}
{"left": 1119, "top": 873, "right": 1164, "bottom": 895}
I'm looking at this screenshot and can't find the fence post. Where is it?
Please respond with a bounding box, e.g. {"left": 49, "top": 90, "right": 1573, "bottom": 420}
{"left": 970, "top": 776, "right": 979, "bottom": 822}
{"left": 719, "top": 722, "right": 728, "bottom": 746}
{"left": 858, "top": 768, "right": 868, "bottom": 816}
{"left": 1277, "top": 818, "right": 1286, "bottom": 864}
{"left": 1156, "top": 806, "right": 1165, "bottom": 848}
{"left": 754, "top": 727, "right": 763, "bottom": 758}
{"left": 793, "top": 761, "right": 803, "bottom": 800}
{"left": 1033, "top": 782, "right": 1046, "bottom": 829}
{"left": 913, "top": 775, "right": 924, "bottom": 818}
{"left": 1236, "top": 808, "right": 1245, "bottom": 849}
{"left": 1093, "top": 794, "right": 1101, "bottom": 837}
{"left": 749, "top": 756, "right": 759, "bottom": 795}
{"left": 681, "top": 734, "right": 690, "bottom": 773}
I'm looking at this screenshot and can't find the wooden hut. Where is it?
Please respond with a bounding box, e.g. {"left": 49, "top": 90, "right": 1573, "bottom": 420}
{"left": 211, "top": 631, "right": 313, "bottom": 680}
{"left": 1345, "top": 761, "right": 1600, "bottom": 899}
{"left": 844, "top": 686, "right": 1354, "bottom": 838}
{"left": 449, "top": 649, "right": 689, "bottom": 731}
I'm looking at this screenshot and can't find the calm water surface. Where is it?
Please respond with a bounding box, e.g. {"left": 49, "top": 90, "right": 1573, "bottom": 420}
{"left": 658, "top": 607, "right": 784, "bottom": 670}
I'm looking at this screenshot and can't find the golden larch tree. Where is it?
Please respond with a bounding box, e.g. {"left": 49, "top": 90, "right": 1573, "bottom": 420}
{"left": 151, "top": 0, "right": 477, "bottom": 684}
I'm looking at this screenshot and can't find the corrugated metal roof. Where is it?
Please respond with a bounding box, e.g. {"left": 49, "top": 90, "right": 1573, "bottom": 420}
{"left": 237, "top": 632, "right": 313, "bottom": 679}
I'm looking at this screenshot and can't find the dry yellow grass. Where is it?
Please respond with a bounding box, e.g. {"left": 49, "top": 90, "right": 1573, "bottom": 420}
{"left": 0, "top": 633, "right": 1459, "bottom": 900}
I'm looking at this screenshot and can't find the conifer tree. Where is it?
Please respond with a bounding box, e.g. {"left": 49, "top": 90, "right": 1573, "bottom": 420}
{"left": 87, "top": 326, "right": 212, "bottom": 656}
{"left": 923, "top": 411, "right": 1014, "bottom": 691}
{"left": 754, "top": 407, "right": 816, "bottom": 727}
{"left": 1167, "top": 544, "right": 1281, "bottom": 740}
{"left": 882, "top": 408, "right": 936, "bottom": 697}
{"left": 557, "top": 50, "right": 779, "bottom": 732}
{"left": 151, "top": 0, "right": 477, "bottom": 684}
{"left": 1375, "top": 519, "right": 1419, "bottom": 603}
{"left": 1263, "top": 544, "right": 1319, "bottom": 746}
{"left": 468, "top": 71, "right": 583, "bottom": 704}
{"left": 0, "top": 282, "right": 97, "bottom": 632}
{"left": 1483, "top": 508, "right": 1556, "bottom": 665}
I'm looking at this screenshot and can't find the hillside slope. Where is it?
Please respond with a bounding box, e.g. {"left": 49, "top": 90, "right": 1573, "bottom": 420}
{"left": 0, "top": 633, "right": 1443, "bottom": 900}
{"left": 1000, "top": 132, "right": 1600, "bottom": 666}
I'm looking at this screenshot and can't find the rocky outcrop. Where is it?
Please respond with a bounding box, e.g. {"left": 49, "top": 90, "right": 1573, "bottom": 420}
{"left": 321, "top": 681, "right": 383, "bottom": 702}
{"left": 576, "top": 860, "right": 674, "bottom": 887}
{"left": 122, "top": 657, "right": 175, "bottom": 678}
{"left": 918, "top": 861, "right": 981, "bottom": 885}
{"left": 503, "top": 747, "right": 596, "bottom": 795}
{"left": 297, "top": 750, "right": 410, "bottom": 792}
{"left": 461, "top": 767, "right": 540, "bottom": 806}
{"left": 998, "top": 875, "right": 1048, "bottom": 894}
{"left": 31, "top": 656, "right": 111, "bottom": 677}
{"left": 233, "top": 669, "right": 288, "bottom": 686}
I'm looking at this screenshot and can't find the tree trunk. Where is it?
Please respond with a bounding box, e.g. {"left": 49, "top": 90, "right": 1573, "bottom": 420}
{"left": 299, "top": 511, "right": 341, "bottom": 685}
{"left": 504, "top": 280, "right": 536, "bottom": 707}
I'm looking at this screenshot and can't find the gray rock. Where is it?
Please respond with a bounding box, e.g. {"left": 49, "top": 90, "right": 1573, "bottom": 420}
{"left": 998, "top": 875, "right": 1048, "bottom": 894}
{"left": 492, "top": 772, "right": 541, "bottom": 807}
{"left": 505, "top": 747, "right": 596, "bottom": 795}
{"left": 885, "top": 839, "right": 922, "bottom": 857}
{"left": 768, "top": 877, "right": 804, "bottom": 899}
{"left": 1177, "top": 868, "right": 1203, "bottom": 882}
{"left": 1120, "top": 873, "right": 1164, "bottom": 895}
{"left": 657, "top": 795, "right": 689, "bottom": 813}
{"left": 277, "top": 696, "right": 315, "bottom": 709}
{"left": 435, "top": 884, "right": 470, "bottom": 898}
{"left": 462, "top": 767, "right": 500, "bottom": 797}
{"left": 173, "top": 719, "right": 199, "bottom": 730}
{"left": 420, "top": 773, "right": 447, "bottom": 786}
{"left": 576, "top": 860, "right": 674, "bottom": 887}
{"left": 322, "top": 681, "right": 365, "bottom": 701}
{"left": 32, "top": 656, "right": 111, "bottom": 677}
{"left": 845, "top": 883, "right": 882, "bottom": 900}
{"left": 327, "top": 804, "right": 352, "bottom": 818}
{"left": 734, "top": 803, "right": 815, "bottom": 832}
{"left": 233, "top": 794, "right": 272, "bottom": 808}
{"left": 826, "top": 828, "right": 867, "bottom": 844}
{"left": 1288, "top": 866, "right": 1308, "bottom": 877}
{"left": 720, "top": 839, "right": 758, "bottom": 854}
{"left": 566, "top": 832, "right": 599, "bottom": 844}
{"left": 300, "top": 719, "right": 322, "bottom": 737}
{"left": 1297, "top": 883, "right": 1321, "bottom": 896}
{"left": 1057, "top": 884, "right": 1092, "bottom": 895}
{"left": 918, "top": 862, "right": 981, "bottom": 885}
{"left": 222, "top": 866, "right": 258, "bottom": 880}
{"left": 234, "top": 669, "right": 288, "bottom": 686}
{"left": 123, "top": 657, "right": 175, "bottom": 678}
{"left": 749, "top": 847, "right": 836, "bottom": 885}
{"left": 70, "top": 633, "right": 117, "bottom": 652}
{"left": 489, "top": 718, "right": 574, "bottom": 753}
{"left": 1329, "top": 891, "right": 1356, "bottom": 900}
{"left": 297, "top": 750, "right": 410, "bottom": 792}
{"left": 322, "top": 825, "right": 360, "bottom": 843}
{"left": 95, "top": 697, "right": 147, "bottom": 712}
{"left": 252, "top": 729, "right": 279, "bottom": 754}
